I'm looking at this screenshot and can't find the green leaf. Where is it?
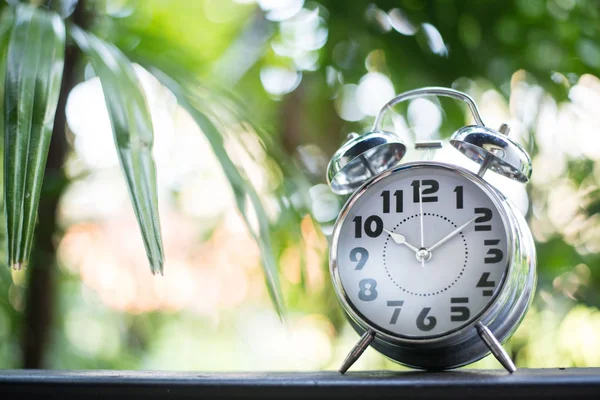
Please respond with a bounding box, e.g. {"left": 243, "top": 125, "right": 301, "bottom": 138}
{"left": 69, "top": 26, "right": 164, "bottom": 275}
{"left": 0, "top": 9, "right": 14, "bottom": 256}
{"left": 3, "top": 5, "right": 64, "bottom": 270}
{"left": 153, "top": 70, "right": 286, "bottom": 318}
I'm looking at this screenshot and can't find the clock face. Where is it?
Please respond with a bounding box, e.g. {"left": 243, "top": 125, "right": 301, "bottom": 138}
{"left": 333, "top": 164, "right": 510, "bottom": 338}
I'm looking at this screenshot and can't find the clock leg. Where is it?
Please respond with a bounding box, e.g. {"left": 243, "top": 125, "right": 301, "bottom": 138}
{"left": 475, "top": 322, "right": 517, "bottom": 373}
{"left": 338, "top": 330, "right": 375, "bottom": 374}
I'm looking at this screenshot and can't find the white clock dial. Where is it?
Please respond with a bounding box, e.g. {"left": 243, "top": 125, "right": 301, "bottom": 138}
{"left": 334, "top": 164, "right": 509, "bottom": 338}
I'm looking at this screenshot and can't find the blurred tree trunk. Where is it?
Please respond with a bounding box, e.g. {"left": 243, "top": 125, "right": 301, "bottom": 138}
{"left": 21, "top": 0, "right": 87, "bottom": 369}
{"left": 281, "top": 83, "right": 304, "bottom": 156}
{"left": 281, "top": 79, "right": 344, "bottom": 159}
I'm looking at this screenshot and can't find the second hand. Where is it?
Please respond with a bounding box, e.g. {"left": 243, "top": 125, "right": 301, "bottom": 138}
{"left": 418, "top": 184, "right": 425, "bottom": 267}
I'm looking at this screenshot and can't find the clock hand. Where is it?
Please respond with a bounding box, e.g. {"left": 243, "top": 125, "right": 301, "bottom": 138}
{"left": 418, "top": 185, "right": 425, "bottom": 267}
{"left": 427, "top": 216, "right": 478, "bottom": 252}
{"left": 383, "top": 228, "right": 420, "bottom": 253}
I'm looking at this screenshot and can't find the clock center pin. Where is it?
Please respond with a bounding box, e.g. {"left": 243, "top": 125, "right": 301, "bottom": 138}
{"left": 415, "top": 248, "right": 431, "bottom": 262}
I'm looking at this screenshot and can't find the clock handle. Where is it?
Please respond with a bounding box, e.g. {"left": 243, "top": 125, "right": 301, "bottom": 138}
{"left": 338, "top": 330, "right": 376, "bottom": 374}
{"left": 372, "top": 87, "right": 485, "bottom": 132}
{"left": 475, "top": 322, "right": 517, "bottom": 373}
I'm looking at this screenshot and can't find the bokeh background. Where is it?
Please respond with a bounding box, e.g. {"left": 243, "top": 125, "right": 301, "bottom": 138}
{"left": 2, "top": 0, "right": 600, "bottom": 371}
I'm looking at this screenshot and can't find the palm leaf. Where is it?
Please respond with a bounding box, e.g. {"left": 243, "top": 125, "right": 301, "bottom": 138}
{"left": 3, "top": 4, "right": 64, "bottom": 270}
{"left": 0, "top": 8, "right": 14, "bottom": 254}
{"left": 152, "top": 70, "right": 286, "bottom": 318}
{"left": 69, "top": 25, "right": 164, "bottom": 275}
{"left": 203, "top": 93, "right": 316, "bottom": 293}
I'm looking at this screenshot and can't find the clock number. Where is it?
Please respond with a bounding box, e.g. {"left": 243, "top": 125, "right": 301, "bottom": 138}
{"left": 411, "top": 180, "right": 439, "bottom": 203}
{"left": 358, "top": 279, "right": 378, "bottom": 301}
{"left": 387, "top": 300, "right": 404, "bottom": 324}
{"left": 454, "top": 186, "right": 464, "bottom": 209}
{"left": 353, "top": 216, "right": 383, "bottom": 238}
{"left": 476, "top": 272, "right": 495, "bottom": 296}
{"left": 474, "top": 207, "right": 492, "bottom": 231}
{"left": 450, "top": 297, "right": 470, "bottom": 322}
{"left": 381, "top": 190, "right": 403, "bottom": 213}
{"left": 416, "top": 307, "right": 437, "bottom": 331}
{"left": 350, "top": 247, "right": 369, "bottom": 270}
{"left": 484, "top": 239, "right": 503, "bottom": 263}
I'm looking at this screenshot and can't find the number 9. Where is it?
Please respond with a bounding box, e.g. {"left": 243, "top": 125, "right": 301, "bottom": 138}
{"left": 350, "top": 247, "right": 369, "bottom": 270}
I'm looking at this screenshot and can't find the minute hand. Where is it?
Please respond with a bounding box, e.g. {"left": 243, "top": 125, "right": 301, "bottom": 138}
{"left": 427, "top": 217, "right": 477, "bottom": 252}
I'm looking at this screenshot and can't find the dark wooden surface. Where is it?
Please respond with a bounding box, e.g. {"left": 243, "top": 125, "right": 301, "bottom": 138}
{"left": 1, "top": 368, "right": 599, "bottom": 399}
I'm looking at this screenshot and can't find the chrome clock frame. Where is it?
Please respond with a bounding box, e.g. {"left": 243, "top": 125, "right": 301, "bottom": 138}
{"left": 329, "top": 162, "right": 536, "bottom": 372}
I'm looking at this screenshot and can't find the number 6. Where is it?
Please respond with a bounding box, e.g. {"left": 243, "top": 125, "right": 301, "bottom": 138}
{"left": 416, "top": 307, "right": 437, "bottom": 331}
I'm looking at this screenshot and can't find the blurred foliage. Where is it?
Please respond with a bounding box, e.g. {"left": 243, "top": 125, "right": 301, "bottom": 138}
{"left": 1, "top": 0, "right": 600, "bottom": 371}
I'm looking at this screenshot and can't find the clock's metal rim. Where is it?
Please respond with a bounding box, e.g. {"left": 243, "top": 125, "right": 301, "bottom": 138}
{"left": 329, "top": 161, "right": 514, "bottom": 345}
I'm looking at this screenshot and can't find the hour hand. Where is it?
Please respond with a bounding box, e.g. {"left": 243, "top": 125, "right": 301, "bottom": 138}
{"left": 383, "top": 228, "right": 420, "bottom": 253}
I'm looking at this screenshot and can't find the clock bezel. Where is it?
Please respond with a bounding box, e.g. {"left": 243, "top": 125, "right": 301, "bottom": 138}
{"left": 329, "top": 161, "right": 514, "bottom": 345}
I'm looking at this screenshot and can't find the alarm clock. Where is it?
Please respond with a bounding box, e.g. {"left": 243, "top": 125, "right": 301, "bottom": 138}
{"left": 326, "top": 87, "right": 536, "bottom": 374}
